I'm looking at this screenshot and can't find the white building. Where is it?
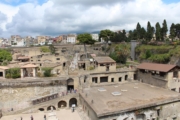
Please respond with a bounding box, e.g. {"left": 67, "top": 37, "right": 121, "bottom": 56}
{"left": 91, "top": 34, "right": 99, "bottom": 41}
{"left": 67, "top": 34, "right": 76, "bottom": 44}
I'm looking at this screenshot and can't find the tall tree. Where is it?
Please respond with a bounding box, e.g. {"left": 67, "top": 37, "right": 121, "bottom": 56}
{"left": 77, "top": 33, "right": 95, "bottom": 58}
{"left": 161, "top": 19, "right": 168, "bottom": 41}
{"left": 146, "top": 21, "right": 154, "bottom": 41}
{"left": 175, "top": 24, "right": 180, "bottom": 39}
{"left": 140, "top": 27, "right": 146, "bottom": 40}
{"left": 136, "top": 22, "right": 141, "bottom": 40}
{"left": 170, "top": 23, "right": 176, "bottom": 41}
{"left": 49, "top": 45, "right": 56, "bottom": 54}
{"left": 122, "top": 29, "right": 127, "bottom": 42}
{"left": 155, "top": 22, "right": 161, "bottom": 41}
{"left": 99, "top": 29, "right": 114, "bottom": 55}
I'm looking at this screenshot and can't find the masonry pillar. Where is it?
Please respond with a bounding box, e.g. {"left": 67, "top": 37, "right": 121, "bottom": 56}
{"left": 98, "top": 76, "right": 100, "bottom": 84}
{"left": 33, "top": 68, "right": 36, "bottom": 77}
{"left": 21, "top": 68, "right": 24, "bottom": 78}
{"left": 3, "top": 70, "right": 5, "bottom": 78}
{"left": 85, "top": 59, "right": 90, "bottom": 70}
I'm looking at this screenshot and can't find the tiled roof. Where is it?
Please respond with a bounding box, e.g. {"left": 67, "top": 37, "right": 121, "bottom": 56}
{"left": 18, "top": 56, "right": 30, "bottom": 59}
{"left": 0, "top": 66, "right": 9, "bottom": 70}
{"left": 93, "top": 57, "right": 116, "bottom": 63}
{"left": 137, "top": 62, "right": 177, "bottom": 72}
{"left": 21, "top": 64, "right": 38, "bottom": 68}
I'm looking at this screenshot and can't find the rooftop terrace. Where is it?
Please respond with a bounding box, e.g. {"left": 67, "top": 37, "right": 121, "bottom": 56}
{"left": 80, "top": 82, "right": 180, "bottom": 117}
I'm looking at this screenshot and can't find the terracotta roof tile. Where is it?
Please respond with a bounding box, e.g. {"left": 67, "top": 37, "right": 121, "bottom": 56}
{"left": 93, "top": 57, "right": 116, "bottom": 63}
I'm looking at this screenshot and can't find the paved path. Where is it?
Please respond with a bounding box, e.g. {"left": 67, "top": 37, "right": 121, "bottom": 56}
{"left": 1, "top": 109, "right": 81, "bottom": 120}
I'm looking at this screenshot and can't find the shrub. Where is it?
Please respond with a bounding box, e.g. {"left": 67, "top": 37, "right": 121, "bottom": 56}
{"left": 37, "top": 72, "right": 42, "bottom": 77}
{"left": 5, "top": 73, "right": 11, "bottom": 78}
{"left": 42, "top": 67, "right": 52, "bottom": 77}
{"left": 89, "top": 66, "right": 94, "bottom": 70}
{"left": 5, "top": 68, "right": 21, "bottom": 79}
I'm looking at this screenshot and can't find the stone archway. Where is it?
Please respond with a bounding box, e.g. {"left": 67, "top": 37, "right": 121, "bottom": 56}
{"left": 39, "top": 108, "right": 44, "bottom": 111}
{"left": 69, "top": 98, "right": 77, "bottom": 107}
{"left": 58, "top": 101, "right": 67, "bottom": 108}
{"left": 47, "top": 105, "right": 56, "bottom": 111}
{"left": 67, "top": 78, "right": 74, "bottom": 91}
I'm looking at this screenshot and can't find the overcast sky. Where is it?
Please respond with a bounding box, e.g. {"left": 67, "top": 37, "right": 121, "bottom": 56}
{"left": 0, "top": 0, "right": 180, "bottom": 38}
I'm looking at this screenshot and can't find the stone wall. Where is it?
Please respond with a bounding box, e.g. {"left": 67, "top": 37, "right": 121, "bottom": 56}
{"left": 0, "top": 80, "right": 67, "bottom": 112}
{"left": 137, "top": 71, "right": 167, "bottom": 88}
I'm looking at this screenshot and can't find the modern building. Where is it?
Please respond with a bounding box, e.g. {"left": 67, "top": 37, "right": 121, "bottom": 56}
{"left": 91, "top": 34, "right": 99, "bottom": 41}
{"left": 67, "top": 34, "right": 76, "bottom": 44}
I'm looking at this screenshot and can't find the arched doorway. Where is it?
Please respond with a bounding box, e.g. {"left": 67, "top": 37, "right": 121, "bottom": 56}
{"left": 125, "top": 75, "right": 128, "bottom": 81}
{"left": 47, "top": 105, "right": 56, "bottom": 111}
{"left": 134, "top": 74, "right": 137, "bottom": 80}
{"left": 69, "top": 98, "right": 77, "bottom": 107}
{"left": 58, "top": 101, "right": 67, "bottom": 108}
{"left": 63, "top": 62, "right": 66, "bottom": 67}
{"left": 119, "top": 77, "right": 122, "bottom": 82}
{"left": 67, "top": 78, "right": 74, "bottom": 90}
{"left": 39, "top": 108, "right": 44, "bottom": 111}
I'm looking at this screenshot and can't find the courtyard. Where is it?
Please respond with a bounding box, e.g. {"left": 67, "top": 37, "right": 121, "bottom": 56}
{"left": 1, "top": 109, "right": 81, "bottom": 120}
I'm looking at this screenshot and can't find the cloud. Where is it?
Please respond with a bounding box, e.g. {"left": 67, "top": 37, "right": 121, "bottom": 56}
{"left": 52, "top": 0, "right": 133, "bottom": 6}
{"left": 1, "top": 0, "right": 180, "bottom": 37}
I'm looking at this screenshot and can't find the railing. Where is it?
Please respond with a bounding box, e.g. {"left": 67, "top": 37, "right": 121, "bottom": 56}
{"left": 32, "top": 93, "right": 58, "bottom": 105}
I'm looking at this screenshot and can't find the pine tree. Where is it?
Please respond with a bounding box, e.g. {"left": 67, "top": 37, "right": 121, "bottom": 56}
{"left": 155, "top": 22, "right": 161, "bottom": 41}
{"left": 170, "top": 23, "right": 176, "bottom": 41}
{"left": 161, "top": 19, "right": 168, "bottom": 41}
{"left": 140, "top": 27, "right": 146, "bottom": 40}
{"left": 136, "top": 22, "right": 141, "bottom": 40}
{"left": 146, "top": 21, "right": 154, "bottom": 41}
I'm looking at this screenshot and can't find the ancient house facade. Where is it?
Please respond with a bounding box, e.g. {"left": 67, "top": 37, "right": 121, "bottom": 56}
{"left": 137, "top": 63, "right": 180, "bottom": 92}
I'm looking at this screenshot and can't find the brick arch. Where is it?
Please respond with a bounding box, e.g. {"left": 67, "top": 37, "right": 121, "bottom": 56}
{"left": 58, "top": 100, "right": 67, "bottom": 108}
{"left": 125, "top": 75, "right": 128, "bottom": 80}
{"left": 69, "top": 98, "right": 77, "bottom": 107}
{"left": 47, "top": 105, "right": 56, "bottom": 111}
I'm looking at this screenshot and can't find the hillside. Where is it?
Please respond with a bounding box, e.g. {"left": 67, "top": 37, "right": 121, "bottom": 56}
{"left": 135, "top": 45, "right": 180, "bottom": 64}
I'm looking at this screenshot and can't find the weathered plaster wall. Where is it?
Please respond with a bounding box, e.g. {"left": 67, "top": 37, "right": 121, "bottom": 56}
{"left": 137, "top": 71, "right": 167, "bottom": 88}
{"left": 0, "top": 82, "right": 67, "bottom": 112}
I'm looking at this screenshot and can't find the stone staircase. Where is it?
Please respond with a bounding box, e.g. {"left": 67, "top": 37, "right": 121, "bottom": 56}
{"left": 4, "top": 93, "right": 78, "bottom": 116}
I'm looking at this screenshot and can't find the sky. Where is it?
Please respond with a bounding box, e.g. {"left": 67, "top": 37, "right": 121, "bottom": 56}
{"left": 0, "top": 0, "right": 180, "bottom": 38}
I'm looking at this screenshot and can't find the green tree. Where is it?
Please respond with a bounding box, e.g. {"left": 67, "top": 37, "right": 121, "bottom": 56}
{"left": 146, "top": 21, "right": 154, "bottom": 41}
{"left": 122, "top": 30, "right": 128, "bottom": 42}
{"left": 136, "top": 22, "right": 141, "bottom": 40}
{"left": 0, "top": 49, "right": 12, "bottom": 64}
{"left": 128, "top": 30, "right": 133, "bottom": 41}
{"left": 170, "top": 23, "right": 176, "bottom": 41}
{"left": 77, "top": 33, "right": 95, "bottom": 59}
{"left": 155, "top": 22, "right": 161, "bottom": 41}
{"left": 6, "top": 68, "right": 21, "bottom": 79}
{"left": 140, "top": 27, "right": 146, "bottom": 40}
{"left": 99, "top": 29, "right": 114, "bottom": 55}
{"left": 161, "top": 19, "right": 168, "bottom": 41}
{"left": 112, "top": 44, "right": 130, "bottom": 64}
{"left": 40, "top": 46, "right": 50, "bottom": 52}
{"left": 116, "top": 44, "right": 130, "bottom": 64}
{"left": 49, "top": 45, "right": 56, "bottom": 54}
{"left": 175, "top": 24, "right": 180, "bottom": 39}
